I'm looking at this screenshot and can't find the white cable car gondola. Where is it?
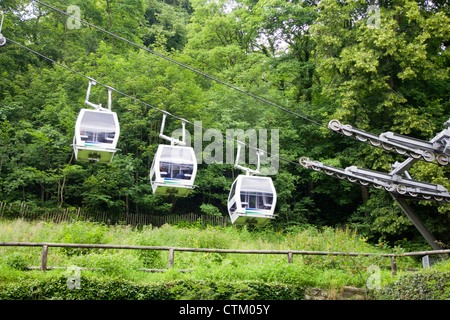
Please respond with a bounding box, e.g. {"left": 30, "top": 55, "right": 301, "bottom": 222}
{"left": 149, "top": 114, "right": 197, "bottom": 197}
{"left": 0, "top": 13, "right": 6, "bottom": 47}
{"left": 73, "top": 80, "right": 120, "bottom": 163}
{"left": 227, "top": 143, "right": 277, "bottom": 226}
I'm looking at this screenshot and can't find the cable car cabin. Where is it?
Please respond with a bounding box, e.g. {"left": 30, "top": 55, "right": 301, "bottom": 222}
{"left": 73, "top": 109, "right": 120, "bottom": 163}
{"left": 228, "top": 175, "right": 277, "bottom": 226}
{"left": 150, "top": 145, "right": 197, "bottom": 197}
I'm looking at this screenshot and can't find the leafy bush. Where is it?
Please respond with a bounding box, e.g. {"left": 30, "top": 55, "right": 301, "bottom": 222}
{"left": 377, "top": 271, "right": 450, "bottom": 300}
{"left": 57, "top": 221, "right": 108, "bottom": 256}
{"left": 69, "top": 252, "right": 142, "bottom": 278}
{"left": 167, "top": 279, "right": 304, "bottom": 300}
{"left": 132, "top": 234, "right": 165, "bottom": 269}
{"left": 4, "top": 252, "right": 29, "bottom": 271}
{"left": 0, "top": 276, "right": 169, "bottom": 300}
{"left": 200, "top": 203, "right": 222, "bottom": 217}
{"left": 0, "top": 276, "right": 305, "bottom": 300}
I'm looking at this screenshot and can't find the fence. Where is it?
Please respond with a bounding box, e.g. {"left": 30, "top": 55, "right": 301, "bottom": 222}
{"left": 0, "top": 202, "right": 229, "bottom": 227}
{"left": 1, "top": 241, "right": 449, "bottom": 275}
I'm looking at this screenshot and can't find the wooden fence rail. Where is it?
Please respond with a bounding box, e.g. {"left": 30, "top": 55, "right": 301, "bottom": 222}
{"left": 2, "top": 242, "right": 449, "bottom": 275}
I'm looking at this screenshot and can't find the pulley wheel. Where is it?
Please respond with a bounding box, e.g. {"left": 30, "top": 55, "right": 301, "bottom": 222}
{"left": 356, "top": 135, "right": 368, "bottom": 142}
{"left": 328, "top": 119, "right": 341, "bottom": 132}
{"left": 436, "top": 154, "right": 449, "bottom": 166}
{"left": 409, "top": 152, "right": 421, "bottom": 159}
{"left": 381, "top": 142, "right": 393, "bottom": 151}
{"left": 342, "top": 125, "right": 353, "bottom": 136}
{"left": 396, "top": 185, "right": 407, "bottom": 194}
{"left": 299, "top": 157, "right": 310, "bottom": 167}
{"left": 422, "top": 151, "right": 435, "bottom": 162}
{"left": 359, "top": 179, "right": 369, "bottom": 186}
{"left": 395, "top": 147, "right": 407, "bottom": 155}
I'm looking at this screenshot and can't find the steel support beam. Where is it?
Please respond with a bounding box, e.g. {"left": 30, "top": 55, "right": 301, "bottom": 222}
{"left": 391, "top": 194, "right": 443, "bottom": 250}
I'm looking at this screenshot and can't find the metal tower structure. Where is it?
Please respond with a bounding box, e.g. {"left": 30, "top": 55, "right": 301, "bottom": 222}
{"left": 300, "top": 118, "right": 450, "bottom": 250}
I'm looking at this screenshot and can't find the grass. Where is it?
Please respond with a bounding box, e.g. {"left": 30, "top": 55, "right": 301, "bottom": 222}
{"left": 1, "top": 217, "right": 446, "bottom": 297}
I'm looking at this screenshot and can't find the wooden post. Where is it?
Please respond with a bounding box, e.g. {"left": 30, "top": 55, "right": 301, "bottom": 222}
{"left": 168, "top": 248, "right": 175, "bottom": 269}
{"left": 288, "top": 252, "right": 293, "bottom": 263}
{"left": 40, "top": 245, "right": 49, "bottom": 271}
{"left": 390, "top": 256, "right": 397, "bottom": 277}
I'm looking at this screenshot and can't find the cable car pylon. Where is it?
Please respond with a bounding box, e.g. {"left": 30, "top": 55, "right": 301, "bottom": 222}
{"left": 300, "top": 119, "right": 450, "bottom": 250}
{"left": 227, "top": 143, "right": 277, "bottom": 226}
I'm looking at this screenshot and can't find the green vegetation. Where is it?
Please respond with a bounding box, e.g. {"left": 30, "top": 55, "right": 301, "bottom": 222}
{"left": 0, "top": 277, "right": 305, "bottom": 300}
{"left": 0, "top": 0, "right": 449, "bottom": 249}
{"left": 1, "top": 219, "right": 449, "bottom": 300}
{"left": 0, "top": 0, "right": 449, "bottom": 300}
{"left": 377, "top": 270, "right": 450, "bottom": 300}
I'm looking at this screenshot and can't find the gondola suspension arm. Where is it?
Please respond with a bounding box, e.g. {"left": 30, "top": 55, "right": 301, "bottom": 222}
{"left": 85, "top": 80, "right": 113, "bottom": 112}
{"left": 159, "top": 113, "right": 187, "bottom": 146}
{"left": 234, "top": 142, "right": 264, "bottom": 176}
{"left": 299, "top": 156, "right": 450, "bottom": 203}
{"left": 328, "top": 119, "right": 450, "bottom": 166}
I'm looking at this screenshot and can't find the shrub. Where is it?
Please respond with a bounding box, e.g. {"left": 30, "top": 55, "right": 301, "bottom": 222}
{"left": 69, "top": 252, "right": 142, "bottom": 278}
{"left": 4, "top": 252, "right": 29, "bottom": 271}
{"left": 167, "top": 279, "right": 304, "bottom": 300}
{"left": 200, "top": 203, "right": 222, "bottom": 217}
{"left": 57, "top": 221, "right": 108, "bottom": 256}
{"left": 133, "top": 234, "right": 165, "bottom": 269}
{"left": 377, "top": 271, "right": 450, "bottom": 300}
{"left": 0, "top": 276, "right": 170, "bottom": 300}
{"left": 0, "top": 276, "right": 305, "bottom": 300}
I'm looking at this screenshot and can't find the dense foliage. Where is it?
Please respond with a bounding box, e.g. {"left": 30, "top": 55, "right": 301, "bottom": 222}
{"left": 0, "top": 276, "right": 305, "bottom": 300}
{"left": 377, "top": 271, "right": 450, "bottom": 300}
{"left": 1, "top": 219, "right": 449, "bottom": 300}
{"left": 0, "top": 0, "right": 449, "bottom": 247}
{"left": 0, "top": 219, "right": 428, "bottom": 299}
{"left": 0, "top": 219, "right": 420, "bottom": 289}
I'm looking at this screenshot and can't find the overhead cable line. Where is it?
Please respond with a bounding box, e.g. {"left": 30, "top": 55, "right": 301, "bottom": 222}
{"left": 5, "top": 37, "right": 300, "bottom": 168}
{"left": 32, "top": 0, "right": 328, "bottom": 130}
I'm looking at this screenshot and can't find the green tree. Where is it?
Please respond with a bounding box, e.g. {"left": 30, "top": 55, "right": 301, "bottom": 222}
{"left": 311, "top": 0, "right": 450, "bottom": 242}
{"left": 142, "top": 0, "right": 191, "bottom": 52}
